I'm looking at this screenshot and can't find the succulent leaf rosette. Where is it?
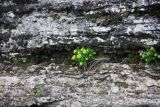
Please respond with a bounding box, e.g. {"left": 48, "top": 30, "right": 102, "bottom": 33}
{"left": 140, "top": 47, "right": 160, "bottom": 64}
{"left": 71, "top": 47, "right": 96, "bottom": 66}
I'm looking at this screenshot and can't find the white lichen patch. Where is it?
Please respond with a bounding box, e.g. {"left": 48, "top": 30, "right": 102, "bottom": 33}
{"left": 141, "top": 39, "right": 159, "bottom": 45}
{"left": 0, "top": 76, "right": 19, "bottom": 86}
{"left": 92, "top": 26, "right": 111, "bottom": 33}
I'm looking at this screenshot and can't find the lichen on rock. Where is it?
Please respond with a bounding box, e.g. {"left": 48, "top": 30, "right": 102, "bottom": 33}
{"left": 0, "top": 0, "right": 160, "bottom": 106}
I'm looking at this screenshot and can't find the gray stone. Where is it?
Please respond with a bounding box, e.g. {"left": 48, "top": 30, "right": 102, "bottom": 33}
{"left": 111, "top": 86, "right": 119, "bottom": 94}
{"left": 0, "top": 63, "right": 159, "bottom": 106}
{"left": 12, "top": 66, "right": 21, "bottom": 71}
{"left": 0, "top": 0, "right": 160, "bottom": 54}
{"left": 0, "top": 63, "right": 5, "bottom": 70}
{"left": 0, "top": 0, "right": 160, "bottom": 106}
{"left": 145, "top": 78, "right": 158, "bottom": 87}
{"left": 71, "top": 101, "right": 82, "bottom": 107}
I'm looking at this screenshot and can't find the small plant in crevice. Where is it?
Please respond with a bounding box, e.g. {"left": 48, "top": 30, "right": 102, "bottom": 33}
{"left": 17, "top": 57, "right": 27, "bottom": 63}
{"left": 84, "top": 12, "right": 108, "bottom": 20}
{"left": 127, "top": 53, "right": 138, "bottom": 64}
{"left": 122, "top": 52, "right": 140, "bottom": 64}
{"left": 34, "top": 84, "right": 48, "bottom": 97}
{"left": 114, "top": 81, "right": 128, "bottom": 88}
{"left": 11, "top": 56, "right": 28, "bottom": 66}
{"left": 71, "top": 47, "right": 96, "bottom": 67}
{"left": 140, "top": 47, "right": 160, "bottom": 64}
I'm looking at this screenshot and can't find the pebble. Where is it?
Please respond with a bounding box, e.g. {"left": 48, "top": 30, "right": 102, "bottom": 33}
{"left": 71, "top": 101, "right": 82, "bottom": 107}
{"left": 111, "top": 86, "right": 119, "bottom": 94}
{"left": 145, "top": 79, "right": 158, "bottom": 87}
{"left": 0, "top": 63, "right": 5, "bottom": 70}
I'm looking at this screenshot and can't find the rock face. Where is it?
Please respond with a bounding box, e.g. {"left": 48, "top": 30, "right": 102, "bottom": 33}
{"left": 0, "top": 62, "right": 160, "bottom": 107}
{"left": 0, "top": 0, "right": 160, "bottom": 107}
{"left": 0, "top": 0, "right": 160, "bottom": 53}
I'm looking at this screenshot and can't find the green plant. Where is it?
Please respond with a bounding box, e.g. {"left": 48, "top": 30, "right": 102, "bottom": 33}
{"left": 12, "top": 56, "right": 27, "bottom": 64}
{"left": 18, "top": 57, "right": 27, "bottom": 63}
{"left": 84, "top": 12, "right": 108, "bottom": 20}
{"left": 140, "top": 47, "right": 160, "bottom": 64}
{"left": 115, "top": 81, "right": 128, "bottom": 88}
{"left": 35, "top": 89, "right": 48, "bottom": 97}
{"left": 71, "top": 47, "right": 96, "bottom": 66}
{"left": 34, "top": 84, "right": 48, "bottom": 97}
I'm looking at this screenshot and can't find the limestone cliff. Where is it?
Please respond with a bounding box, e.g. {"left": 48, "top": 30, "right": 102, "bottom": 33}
{"left": 0, "top": 0, "right": 160, "bottom": 107}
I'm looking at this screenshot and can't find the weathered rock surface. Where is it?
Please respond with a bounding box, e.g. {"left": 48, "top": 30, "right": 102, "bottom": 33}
{"left": 0, "top": 62, "right": 160, "bottom": 107}
{"left": 0, "top": 0, "right": 160, "bottom": 107}
{"left": 0, "top": 0, "right": 160, "bottom": 53}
